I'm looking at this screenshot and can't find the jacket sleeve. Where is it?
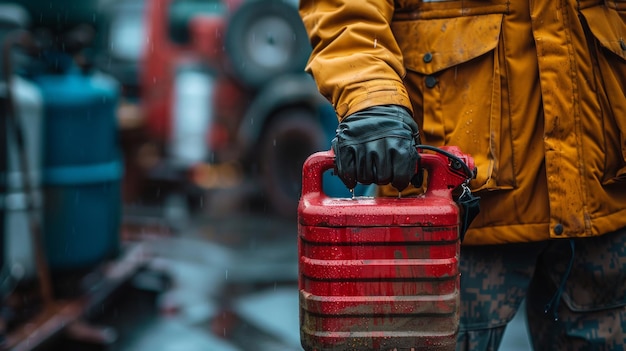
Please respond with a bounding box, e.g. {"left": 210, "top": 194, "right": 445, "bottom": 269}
{"left": 299, "top": 0, "right": 413, "bottom": 120}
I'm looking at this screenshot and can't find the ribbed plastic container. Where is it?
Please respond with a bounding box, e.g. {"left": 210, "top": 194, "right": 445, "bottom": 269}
{"left": 34, "top": 61, "right": 122, "bottom": 271}
{"left": 298, "top": 148, "right": 474, "bottom": 351}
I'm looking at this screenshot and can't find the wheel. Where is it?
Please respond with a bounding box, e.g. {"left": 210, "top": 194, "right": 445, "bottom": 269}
{"left": 224, "top": 0, "right": 311, "bottom": 89}
{"left": 259, "top": 108, "right": 326, "bottom": 217}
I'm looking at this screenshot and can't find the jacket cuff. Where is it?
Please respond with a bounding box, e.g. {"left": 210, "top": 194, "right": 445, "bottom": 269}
{"left": 335, "top": 80, "right": 413, "bottom": 120}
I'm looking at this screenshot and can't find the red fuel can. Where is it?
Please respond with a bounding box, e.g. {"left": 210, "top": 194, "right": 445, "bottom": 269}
{"left": 298, "top": 147, "right": 475, "bottom": 351}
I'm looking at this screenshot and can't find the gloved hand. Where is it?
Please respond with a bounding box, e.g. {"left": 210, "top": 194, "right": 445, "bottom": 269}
{"left": 332, "top": 105, "right": 421, "bottom": 191}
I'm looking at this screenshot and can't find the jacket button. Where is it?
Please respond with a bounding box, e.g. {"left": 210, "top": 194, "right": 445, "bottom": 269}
{"left": 425, "top": 76, "right": 438, "bottom": 88}
{"left": 423, "top": 52, "right": 433, "bottom": 63}
{"left": 554, "top": 224, "right": 564, "bottom": 235}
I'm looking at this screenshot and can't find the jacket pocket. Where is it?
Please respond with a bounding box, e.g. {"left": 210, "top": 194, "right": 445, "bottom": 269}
{"left": 392, "top": 14, "right": 514, "bottom": 191}
{"left": 580, "top": 6, "right": 626, "bottom": 184}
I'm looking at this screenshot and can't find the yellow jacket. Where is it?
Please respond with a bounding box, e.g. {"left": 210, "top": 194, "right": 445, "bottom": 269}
{"left": 300, "top": 0, "right": 626, "bottom": 245}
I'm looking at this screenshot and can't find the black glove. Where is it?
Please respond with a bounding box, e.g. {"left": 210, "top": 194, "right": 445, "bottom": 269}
{"left": 332, "top": 105, "right": 421, "bottom": 191}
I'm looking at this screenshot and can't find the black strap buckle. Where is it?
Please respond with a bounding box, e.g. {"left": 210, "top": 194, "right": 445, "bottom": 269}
{"left": 456, "top": 182, "right": 480, "bottom": 242}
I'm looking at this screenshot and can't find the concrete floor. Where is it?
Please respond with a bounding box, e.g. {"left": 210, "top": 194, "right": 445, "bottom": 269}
{"left": 501, "top": 300, "right": 533, "bottom": 351}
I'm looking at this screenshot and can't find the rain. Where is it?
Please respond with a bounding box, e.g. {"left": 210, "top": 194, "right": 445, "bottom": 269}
{"left": 0, "top": 0, "right": 531, "bottom": 350}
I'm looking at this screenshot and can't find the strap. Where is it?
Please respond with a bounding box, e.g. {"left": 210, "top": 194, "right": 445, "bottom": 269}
{"left": 456, "top": 182, "right": 480, "bottom": 242}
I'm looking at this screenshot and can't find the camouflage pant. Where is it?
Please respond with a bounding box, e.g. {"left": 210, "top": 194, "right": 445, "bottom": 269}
{"left": 457, "top": 227, "right": 626, "bottom": 351}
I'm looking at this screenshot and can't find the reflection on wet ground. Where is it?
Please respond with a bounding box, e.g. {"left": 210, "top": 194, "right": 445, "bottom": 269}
{"left": 110, "top": 194, "right": 303, "bottom": 351}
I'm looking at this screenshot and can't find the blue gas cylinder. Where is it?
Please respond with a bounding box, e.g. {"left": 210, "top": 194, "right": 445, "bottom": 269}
{"left": 33, "top": 56, "right": 122, "bottom": 272}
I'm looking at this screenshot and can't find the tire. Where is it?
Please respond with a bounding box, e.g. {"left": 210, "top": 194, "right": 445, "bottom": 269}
{"left": 224, "top": 0, "right": 311, "bottom": 89}
{"left": 259, "top": 108, "right": 325, "bottom": 217}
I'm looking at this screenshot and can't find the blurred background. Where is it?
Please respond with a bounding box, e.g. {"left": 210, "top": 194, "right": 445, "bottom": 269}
{"left": 0, "top": 0, "right": 530, "bottom": 350}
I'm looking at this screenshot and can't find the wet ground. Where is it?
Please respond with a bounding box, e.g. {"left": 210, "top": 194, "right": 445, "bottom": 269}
{"left": 28, "top": 182, "right": 532, "bottom": 351}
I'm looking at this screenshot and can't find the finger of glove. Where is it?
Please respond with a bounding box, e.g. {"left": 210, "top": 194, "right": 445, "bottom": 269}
{"left": 390, "top": 140, "right": 420, "bottom": 191}
{"left": 337, "top": 134, "right": 416, "bottom": 190}
{"left": 410, "top": 169, "right": 424, "bottom": 188}
{"left": 360, "top": 141, "right": 392, "bottom": 185}
{"left": 332, "top": 139, "right": 358, "bottom": 189}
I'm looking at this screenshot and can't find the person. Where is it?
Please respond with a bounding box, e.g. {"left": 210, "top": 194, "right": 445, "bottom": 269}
{"left": 299, "top": 1, "right": 626, "bottom": 350}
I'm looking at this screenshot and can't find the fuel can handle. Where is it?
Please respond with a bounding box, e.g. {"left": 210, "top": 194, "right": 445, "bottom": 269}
{"left": 301, "top": 145, "right": 476, "bottom": 199}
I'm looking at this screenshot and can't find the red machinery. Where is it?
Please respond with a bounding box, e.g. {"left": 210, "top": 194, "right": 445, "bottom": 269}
{"left": 138, "top": 0, "right": 329, "bottom": 216}
{"left": 298, "top": 147, "right": 475, "bottom": 351}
